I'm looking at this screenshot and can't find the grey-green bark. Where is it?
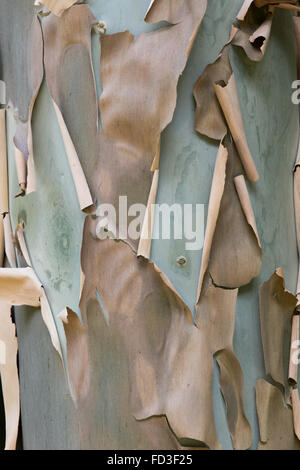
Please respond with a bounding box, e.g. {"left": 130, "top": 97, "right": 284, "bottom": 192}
{"left": 0, "top": 0, "right": 298, "bottom": 449}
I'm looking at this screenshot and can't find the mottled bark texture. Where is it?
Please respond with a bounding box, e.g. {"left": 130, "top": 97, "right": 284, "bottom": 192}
{"left": 0, "top": 0, "right": 299, "bottom": 450}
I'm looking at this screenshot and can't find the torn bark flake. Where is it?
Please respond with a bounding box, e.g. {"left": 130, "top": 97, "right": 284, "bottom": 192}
{"left": 256, "top": 379, "right": 300, "bottom": 450}
{"left": 197, "top": 136, "right": 261, "bottom": 295}
{"left": 35, "top": 1, "right": 80, "bottom": 17}
{"left": 259, "top": 269, "right": 297, "bottom": 399}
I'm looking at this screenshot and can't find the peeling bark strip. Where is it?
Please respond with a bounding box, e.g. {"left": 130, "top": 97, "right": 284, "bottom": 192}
{"left": 41, "top": 0, "right": 255, "bottom": 449}
{"left": 0, "top": 229, "right": 64, "bottom": 449}
{"left": 196, "top": 143, "right": 228, "bottom": 300}
{"left": 34, "top": 0, "right": 79, "bottom": 17}
{"left": 0, "top": 110, "right": 8, "bottom": 216}
{"left": 79, "top": 229, "right": 251, "bottom": 449}
{"left": 214, "top": 76, "right": 259, "bottom": 182}
{"left": 0, "top": 3, "right": 43, "bottom": 196}
{"left": 40, "top": 0, "right": 208, "bottom": 219}
{"left": 138, "top": 170, "right": 159, "bottom": 259}
{"left": 232, "top": 0, "right": 274, "bottom": 62}
{"left": 72, "top": 0, "right": 252, "bottom": 449}
{"left": 216, "top": 349, "right": 251, "bottom": 450}
{"left": 256, "top": 379, "right": 300, "bottom": 450}
{"left": 0, "top": 0, "right": 296, "bottom": 450}
{"left": 193, "top": 0, "right": 278, "bottom": 144}
{"left": 96, "top": 0, "right": 207, "bottom": 252}
{"left": 41, "top": 5, "right": 95, "bottom": 211}
{"left": 193, "top": 41, "right": 259, "bottom": 186}
{"left": 0, "top": 303, "right": 18, "bottom": 451}
{"left": 289, "top": 314, "right": 299, "bottom": 386}
{"left": 197, "top": 136, "right": 262, "bottom": 297}
{"left": 193, "top": 46, "right": 232, "bottom": 141}
{"left": 259, "top": 269, "right": 297, "bottom": 397}
{"left": 13, "top": 224, "right": 63, "bottom": 362}
{"left": 193, "top": 0, "right": 276, "bottom": 179}
{"left": 58, "top": 307, "right": 89, "bottom": 404}
{"left": 294, "top": 140, "right": 300, "bottom": 304}
{"left": 0, "top": 266, "right": 63, "bottom": 450}
{"left": 292, "top": 389, "right": 300, "bottom": 440}
{"left": 0, "top": 267, "right": 39, "bottom": 451}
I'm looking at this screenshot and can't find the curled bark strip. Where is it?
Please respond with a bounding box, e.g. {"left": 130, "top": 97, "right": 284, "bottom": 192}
{"left": 13, "top": 146, "right": 26, "bottom": 198}
{"left": 256, "top": 379, "right": 300, "bottom": 449}
{"left": 52, "top": 102, "right": 94, "bottom": 211}
{"left": 0, "top": 267, "right": 41, "bottom": 451}
{"left": 13, "top": 225, "right": 63, "bottom": 361}
{"left": 216, "top": 349, "right": 252, "bottom": 450}
{"left": 205, "top": 138, "right": 262, "bottom": 290}
{"left": 294, "top": 164, "right": 300, "bottom": 304}
{"left": 274, "top": 3, "right": 300, "bottom": 13}
{"left": 291, "top": 388, "right": 300, "bottom": 441}
{"left": 232, "top": 0, "right": 275, "bottom": 62}
{"left": 144, "top": 0, "right": 205, "bottom": 55}
{"left": 34, "top": 0, "right": 79, "bottom": 17}
{"left": 3, "top": 216, "right": 16, "bottom": 269}
{"left": 25, "top": 16, "right": 44, "bottom": 195}
{"left": 0, "top": 268, "right": 42, "bottom": 306}
{"left": 0, "top": 267, "right": 61, "bottom": 362}
{"left": 0, "top": 218, "right": 4, "bottom": 269}
{"left": 234, "top": 175, "right": 261, "bottom": 248}
{"left": 58, "top": 308, "right": 90, "bottom": 404}
{"left": 214, "top": 76, "right": 259, "bottom": 182}
{"left": 137, "top": 170, "right": 159, "bottom": 259}
{"left": 196, "top": 143, "right": 228, "bottom": 301}
{"left": 0, "top": 110, "right": 8, "bottom": 215}
{"left": 41, "top": 5, "right": 97, "bottom": 211}
{"left": 193, "top": 46, "right": 232, "bottom": 141}
{"left": 15, "top": 222, "right": 31, "bottom": 268}
{"left": 0, "top": 266, "right": 63, "bottom": 450}
{"left": 193, "top": 42, "right": 259, "bottom": 182}
{"left": 0, "top": 302, "right": 19, "bottom": 450}
{"left": 289, "top": 314, "right": 299, "bottom": 386}
{"left": 195, "top": 140, "right": 261, "bottom": 297}
{"left": 259, "top": 269, "right": 297, "bottom": 397}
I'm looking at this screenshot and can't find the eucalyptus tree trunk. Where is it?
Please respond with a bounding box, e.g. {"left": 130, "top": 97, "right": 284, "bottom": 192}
{"left": 0, "top": 0, "right": 299, "bottom": 451}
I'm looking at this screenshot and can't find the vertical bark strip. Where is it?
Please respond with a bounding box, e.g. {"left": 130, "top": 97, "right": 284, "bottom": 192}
{"left": 34, "top": 0, "right": 79, "bottom": 17}
{"left": 256, "top": 379, "right": 300, "bottom": 450}
{"left": 0, "top": 3, "right": 44, "bottom": 196}
{"left": 259, "top": 269, "right": 297, "bottom": 398}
